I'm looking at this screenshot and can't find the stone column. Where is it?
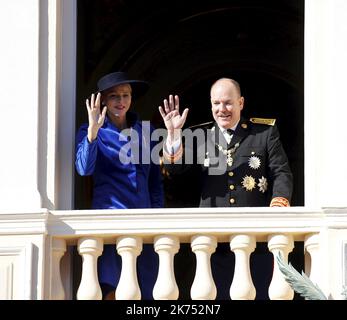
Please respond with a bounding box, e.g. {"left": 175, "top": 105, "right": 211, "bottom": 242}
{"left": 153, "top": 235, "right": 179, "bottom": 300}
{"left": 190, "top": 235, "right": 217, "bottom": 300}
{"left": 229, "top": 234, "right": 256, "bottom": 300}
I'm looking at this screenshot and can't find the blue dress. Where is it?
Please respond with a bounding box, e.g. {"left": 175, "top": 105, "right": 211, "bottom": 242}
{"left": 75, "top": 112, "right": 164, "bottom": 299}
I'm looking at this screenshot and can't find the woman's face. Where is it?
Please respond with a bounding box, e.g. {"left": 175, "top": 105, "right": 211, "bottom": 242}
{"left": 102, "top": 83, "right": 132, "bottom": 118}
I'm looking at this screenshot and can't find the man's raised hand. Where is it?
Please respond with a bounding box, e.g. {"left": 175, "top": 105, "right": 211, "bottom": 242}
{"left": 158, "top": 94, "right": 189, "bottom": 133}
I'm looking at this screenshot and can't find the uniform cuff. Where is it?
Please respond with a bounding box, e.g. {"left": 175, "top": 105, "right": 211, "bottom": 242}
{"left": 163, "top": 142, "right": 183, "bottom": 164}
{"left": 270, "top": 197, "right": 290, "bottom": 207}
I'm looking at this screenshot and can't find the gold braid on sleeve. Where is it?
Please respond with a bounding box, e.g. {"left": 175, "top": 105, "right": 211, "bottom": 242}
{"left": 270, "top": 197, "right": 290, "bottom": 207}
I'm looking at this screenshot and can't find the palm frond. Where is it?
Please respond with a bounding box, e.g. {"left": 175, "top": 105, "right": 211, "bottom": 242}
{"left": 276, "top": 252, "right": 327, "bottom": 300}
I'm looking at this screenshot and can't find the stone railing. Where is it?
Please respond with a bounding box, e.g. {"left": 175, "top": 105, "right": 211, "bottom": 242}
{"left": 1, "top": 207, "right": 347, "bottom": 300}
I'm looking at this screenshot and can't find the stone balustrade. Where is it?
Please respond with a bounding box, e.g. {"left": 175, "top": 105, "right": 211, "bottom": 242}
{"left": 46, "top": 207, "right": 330, "bottom": 300}
{"left": 51, "top": 231, "right": 319, "bottom": 300}
{"left": 1, "top": 207, "right": 346, "bottom": 300}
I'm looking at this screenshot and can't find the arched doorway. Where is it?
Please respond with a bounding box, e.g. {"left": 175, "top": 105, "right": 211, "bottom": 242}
{"left": 75, "top": 0, "right": 304, "bottom": 209}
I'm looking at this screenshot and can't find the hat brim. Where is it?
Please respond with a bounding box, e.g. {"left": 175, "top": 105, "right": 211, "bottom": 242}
{"left": 97, "top": 80, "right": 149, "bottom": 99}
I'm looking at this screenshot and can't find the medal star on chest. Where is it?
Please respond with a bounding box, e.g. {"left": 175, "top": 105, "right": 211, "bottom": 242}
{"left": 241, "top": 175, "right": 256, "bottom": 191}
{"left": 248, "top": 156, "right": 261, "bottom": 169}
{"left": 258, "top": 176, "right": 268, "bottom": 193}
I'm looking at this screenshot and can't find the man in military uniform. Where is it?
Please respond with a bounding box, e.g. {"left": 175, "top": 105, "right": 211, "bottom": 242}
{"left": 159, "top": 78, "right": 293, "bottom": 208}
{"left": 158, "top": 78, "right": 293, "bottom": 299}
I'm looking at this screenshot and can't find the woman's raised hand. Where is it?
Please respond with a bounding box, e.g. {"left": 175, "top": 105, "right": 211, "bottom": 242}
{"left": 86, "top": 92, "right": 107, "bottom": 142}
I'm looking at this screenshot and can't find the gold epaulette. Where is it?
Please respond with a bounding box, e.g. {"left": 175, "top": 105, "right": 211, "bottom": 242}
{"left": 249, "top": 117, "right": 276, "bottom": 126}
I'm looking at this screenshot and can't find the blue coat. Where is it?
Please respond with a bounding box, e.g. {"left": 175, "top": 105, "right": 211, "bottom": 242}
{"left": 75, "top": 112, "right": 163, "bottom": 209}
{"left": 75, "top": 112, "right": 163, "bottom": 298}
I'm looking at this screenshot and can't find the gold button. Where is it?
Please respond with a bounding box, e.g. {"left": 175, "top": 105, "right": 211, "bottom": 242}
{"left": 229, "top": 185, "right": 235, "bottom": 190}
{"left": 229, "top": 198, "right": 235, "bottom": 204}
{"left": 228, "top": 171, "right": 234, "bottom": 177}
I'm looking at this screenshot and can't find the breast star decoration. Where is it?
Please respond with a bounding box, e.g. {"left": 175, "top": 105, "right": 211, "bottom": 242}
{"left": 248, "top": 156, "right": 261, "bottom": 169}
{"left": 258, "top": 176, "right": 268, "bottom": 193}
{"left": 241, "top": 175, "right": 256, "bottom": 191}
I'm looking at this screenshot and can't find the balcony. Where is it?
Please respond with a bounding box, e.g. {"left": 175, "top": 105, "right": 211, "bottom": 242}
{"left": 0, "top": 207, "right": 346, "bottom": 300}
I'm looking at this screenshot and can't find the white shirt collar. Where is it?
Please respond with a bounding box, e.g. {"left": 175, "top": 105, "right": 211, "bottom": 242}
{"left": 218, "top": 121, "right": 239, "bottom": 134}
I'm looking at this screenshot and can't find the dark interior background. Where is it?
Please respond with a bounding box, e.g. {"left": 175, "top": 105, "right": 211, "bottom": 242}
{"left": 75, "top": 0, "right": 304, "bottom": 209}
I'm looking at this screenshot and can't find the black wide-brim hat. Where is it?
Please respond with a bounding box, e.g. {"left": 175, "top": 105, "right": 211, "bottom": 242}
{"left": 97, "top": 71, "right": 149, "bottom": 99}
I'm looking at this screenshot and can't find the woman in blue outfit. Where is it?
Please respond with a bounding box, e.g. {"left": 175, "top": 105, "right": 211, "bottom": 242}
{"left": 75, "top": 72, "right": 164, "bottom": 299}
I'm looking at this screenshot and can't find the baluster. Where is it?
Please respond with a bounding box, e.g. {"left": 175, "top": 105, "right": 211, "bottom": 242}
{"left": 229, "top": 234, "right": 256, "bottom": 300}
{"left": 304, "top": 233, "right": 320, "bottom": 286}
{"left": 190, "top": 235, "right": 217, "bottom": 300}
{"left": 153, "top": 235, "right": 179, "bottom": 300}
{"left": 116, "top": 236, "right": 142, "bottom": 300}
{"left": 268, "top": 234, "right": 294, "bottom": 300}
{"left": 51, "top": 238, "right": 66, "bottom": 300}
{"left": 76, "top": 237, "right": 103, "bottom": 300}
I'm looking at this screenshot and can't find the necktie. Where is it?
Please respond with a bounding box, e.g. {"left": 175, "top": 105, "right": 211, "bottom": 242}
{"left": 226, "top": 129, "right": 235, "bottom": 136}
{"left": 224, "top": 128, "right": 234, "bottom": 145}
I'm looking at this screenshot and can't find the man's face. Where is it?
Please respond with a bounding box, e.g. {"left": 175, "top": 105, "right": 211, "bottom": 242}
{"left": 210, "top": 80, "right": 244, "bottom": 129}
{"left": 103, "top": 83, "right": 132, "bottom": 117}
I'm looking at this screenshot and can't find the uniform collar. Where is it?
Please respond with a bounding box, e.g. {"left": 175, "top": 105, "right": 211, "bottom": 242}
{"left": 229, "top": 117, "right": 249, "bottom": 147}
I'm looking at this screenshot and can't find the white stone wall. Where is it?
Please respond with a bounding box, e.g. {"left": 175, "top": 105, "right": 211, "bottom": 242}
{"left": 0, "top": 0, "right": 41, "bottom": 210}
{"left": 305, "top": 0, "right": 347, "bottom": 208}
{"left": 0, "top": 0, "right": 76, "bottom": 212}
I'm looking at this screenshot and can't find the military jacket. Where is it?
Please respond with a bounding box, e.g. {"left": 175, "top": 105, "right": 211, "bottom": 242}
{"left": 164, "top": 117, "right": 293, "bottom": 207}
